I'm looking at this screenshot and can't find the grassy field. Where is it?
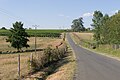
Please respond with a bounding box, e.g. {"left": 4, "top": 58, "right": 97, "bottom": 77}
{"left": 70, "top": 32, "right": 120, "bottom": 59}
{"left": 0, "top": 37, "right": 62, "bottom": 80}
{"left": 0, "top": 34, "right": 76, "bottom": 80}
{"left": 0, "top": 36, "right": 62, "bottom": 52}
{"left": 71, "top": 32, "right": 95, "bottom": 48}
{"left": 73, "top": 32, "right": 93, "bottom": 41}
{"left": 0, "top": 52, "right": 31, "bottom": 80}
{"left": 0, "top": 29, "right": 65, "bottom": 37}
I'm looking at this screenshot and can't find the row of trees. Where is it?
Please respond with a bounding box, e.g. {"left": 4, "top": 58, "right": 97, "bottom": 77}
{"left": 91, "top": 10, "right": 120, "bottom": 46}
{"left": 71, "top": 10, "right": 120, "bottom": 48}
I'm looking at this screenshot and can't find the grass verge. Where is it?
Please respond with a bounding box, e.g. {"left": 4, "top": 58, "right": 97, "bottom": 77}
{"left": 46, "top": 46, "right": 76, "bottom": 80}
{"left": 70, "top": 32, "right": 120, "bottom": 59}
{"left": 25, "top": 35, "right": 76, "bottom": 80}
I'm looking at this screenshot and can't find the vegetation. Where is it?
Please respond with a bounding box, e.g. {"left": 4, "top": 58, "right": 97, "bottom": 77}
{"left": 0, "top": 29, "right": 10, "bottom": 36}
{"left": 6, "top": 21, "right": 30, "bottom": 51}
{"left": 71, "top": 32, "right": 96, "bottom": 48}
{"left": 91, "top": 11, "right": 103, "bottom": 45}
{"left": 71, "top": 17, "right": 85, "bottom": 32}
{"left": 0, "top": 52, "right": 31, "bottom": 80}
{"left": 91, "top": 10, "right": 120, "bottom": 49}
{"left": 0, "top": 29, "right": 65, "bottom": 37}
{"left": 31, "top": 43, "right": 67, "bottom": 72}
{"left": 0, "top": 37, "right": 62, "bottom": 80}
{"left": 1, "top": 27, "right": 7, "bottom": 30}
{"left": 46, "top": 47, "right": 76, "bottom": 80}
{"left": 26, "top": 29, "right": 64, "bottom": 37}
{"left": 70, "top": 32, "right": 120, "bottom": 58}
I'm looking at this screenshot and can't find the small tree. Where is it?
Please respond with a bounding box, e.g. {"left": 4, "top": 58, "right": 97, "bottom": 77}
{"left": 6, "top": 21, "right": 30, "bottom": 52}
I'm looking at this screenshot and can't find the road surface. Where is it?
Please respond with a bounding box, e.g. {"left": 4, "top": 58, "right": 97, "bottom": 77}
{"left": 67, "top": 33, "right": 120, "bottom": 80}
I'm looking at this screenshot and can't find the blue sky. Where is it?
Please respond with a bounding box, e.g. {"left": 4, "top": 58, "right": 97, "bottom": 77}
{"left": 0, "top": 0, "right": 119, "bottom": 29}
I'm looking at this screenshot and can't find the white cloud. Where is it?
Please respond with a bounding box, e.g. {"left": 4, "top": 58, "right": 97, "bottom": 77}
{"left": 82, "top": 12, "right": 93, "bottom": 17}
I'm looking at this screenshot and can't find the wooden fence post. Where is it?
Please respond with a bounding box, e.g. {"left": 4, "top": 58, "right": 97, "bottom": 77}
{"left": 18, "top": 54, "right": 20, "bottom": 80}
{"left": 30, "top": 53, "right": 33, "bottom": 74}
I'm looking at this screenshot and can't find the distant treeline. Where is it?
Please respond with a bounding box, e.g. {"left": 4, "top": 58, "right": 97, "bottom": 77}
{"left": 0, "top": 29, "right": 65, "bottom": 37}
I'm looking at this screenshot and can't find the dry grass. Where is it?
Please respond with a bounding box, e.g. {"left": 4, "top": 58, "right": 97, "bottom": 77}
{"left": 24, "top": 35, "right": 76, "bottom": 80}
{"left": 73, "top": 32, "right": 93, "bottom": 41}
{"left": 46, "top": 48, "right": 76, "bottom": 80}
{"left": 0, "top": 36, "right": 62, "bottom": 52}
{"left": 0, "top": 52, "right": 31, "bottom": 80}
{"left": 70, "top": 32, "right": 120, "bottom": 60}
{"left": 46, "top": 37, "right": 76, "bottom": 80}
{"left": 70, "top": 33, "right": 80, "bottom": 44}
{"left": 0, "top": 37, "right": 62, "bottom": 80}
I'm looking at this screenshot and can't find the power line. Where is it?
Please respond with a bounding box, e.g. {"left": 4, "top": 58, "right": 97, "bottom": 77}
{"left": 0, "top": 7, "right": 35, "bottom": 26}
{"left": 0, "top": 7, "right": 18, "bottom": 20}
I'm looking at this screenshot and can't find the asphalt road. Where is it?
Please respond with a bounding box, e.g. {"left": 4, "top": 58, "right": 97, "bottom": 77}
{"left": 67, "top": 33, "right": 120, "bottom": 80}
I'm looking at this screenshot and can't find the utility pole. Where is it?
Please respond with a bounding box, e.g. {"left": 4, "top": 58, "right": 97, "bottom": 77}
{"left": 32, "top": 25, "right": 39, "bottom": 54}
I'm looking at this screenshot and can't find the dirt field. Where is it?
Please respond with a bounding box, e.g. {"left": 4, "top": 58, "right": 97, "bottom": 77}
{"left": 0, "top": 36, "right": 62, "bottom": 80}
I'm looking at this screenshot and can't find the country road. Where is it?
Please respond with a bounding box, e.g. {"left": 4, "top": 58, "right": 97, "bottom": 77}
{"left": 67, "top": 33, "right": 120, "bottom": 80}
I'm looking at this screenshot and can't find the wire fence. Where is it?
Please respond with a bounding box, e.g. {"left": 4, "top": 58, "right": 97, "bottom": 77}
{"left": 0, "top": 52, "right": 34, "bottom": 80}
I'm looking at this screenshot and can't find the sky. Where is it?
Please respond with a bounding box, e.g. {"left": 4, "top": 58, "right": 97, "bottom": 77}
{"left": 0, "top": 0, "right": 120, "bottom": 29}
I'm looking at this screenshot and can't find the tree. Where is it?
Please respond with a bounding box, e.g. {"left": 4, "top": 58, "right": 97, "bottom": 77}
{"left": 106, "top": 13, "right": 120, "bottom": 44}
{"left": 91, "top": 11, "right": 103, "bottom": 45}
{"left": 1, "top": 27, "right": 7, "bottom": 30}
{"left": 6, "top": 21, "right": 30, "bottom": 51}
{"left": 100, "top": 14, "right": 110, "bottom": 44}
{"left": 86, "top": 27, "right": 91, "bottom": 32}
{"left": 118, "top": 10, "right": 120, "bottom": 13}
{"left": 71, "top": 17, "right": 85, "bottom": 32}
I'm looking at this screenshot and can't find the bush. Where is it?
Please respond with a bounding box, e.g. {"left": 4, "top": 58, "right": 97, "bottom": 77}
{"left": 30, "top": 43, "right": 67, "bottom": 72}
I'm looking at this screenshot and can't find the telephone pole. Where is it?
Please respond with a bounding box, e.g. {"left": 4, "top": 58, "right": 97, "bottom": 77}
{"left": 32, "top": 25, "right": 39, "bottom": 54}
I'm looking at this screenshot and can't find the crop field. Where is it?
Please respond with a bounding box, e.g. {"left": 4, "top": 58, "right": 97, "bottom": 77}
{"left": 0, "top": 36, "right": 62, "bottom": 80}
{"left": 0, "top": 29, "right": 65, "bottom": 37}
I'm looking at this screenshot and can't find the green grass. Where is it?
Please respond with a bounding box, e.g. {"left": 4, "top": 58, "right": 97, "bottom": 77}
{"left": 0, "top": 30, "right": 10, "bottom": 36}
{"left": 94, "top": 45, "right": 120, "bottom": 58}
{"left": 70, "top": 32, "right": 120, "bottom": 59}
{"left": 0, "top": 29, "right": 65, "bottom": 37}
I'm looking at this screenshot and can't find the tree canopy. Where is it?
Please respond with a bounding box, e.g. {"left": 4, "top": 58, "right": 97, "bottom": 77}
{"left": 92, "top": 10, "right": 120, "bottom": 46}
{"left": 71, "top": 17, "right": 85, "bottom": 32}
{"left": 91, "top": 11, "right": 103, "bottom": 44}
{"left": 1, "top": 27, "right": 7, "bottom": 30}
{"left": 105, "top": 12, "right": 120, "bottom": 44}
{"left": 6, "top": 21, "right": 30, "bottom": 51}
